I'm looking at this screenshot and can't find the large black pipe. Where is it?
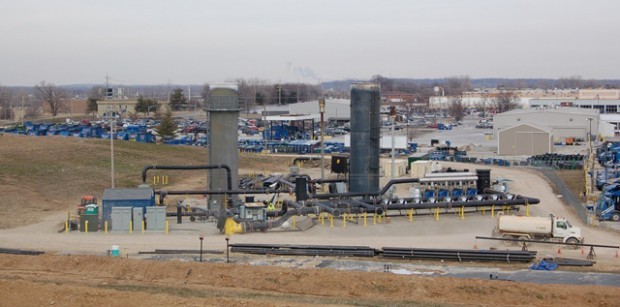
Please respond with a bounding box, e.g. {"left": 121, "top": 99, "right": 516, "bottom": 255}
{"left": 311, "top": 178, "right": 420, "bottom": 199}
{"left": 156, "top": 189, "right": 279, "bottom": 206}
{"left": 141, "top": 164, "right": 232, "bottom": 191}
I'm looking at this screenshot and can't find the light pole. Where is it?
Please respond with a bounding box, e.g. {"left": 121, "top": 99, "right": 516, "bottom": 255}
{"left": 406, "top": 102, "right": 412, "bottom": 144}
{"left": 319, "top": 98, "right": 326, "bottom": 191}
{"left": 434, "top": 86, "right": 445, "bottom": 117}
{"left": 21, "top": 96, "right": 25, "bottom": 125}
{"left": 587, "top": 117, "right": 593, "bottom": 196}
{"left": 109, "top": 102, "right": 116, "bottom": 188}
{"left": 391, "top": 115, "right": 395, "bottom": 180}
{"left": 587, "top": 117, "right": 593, "bottom": 150}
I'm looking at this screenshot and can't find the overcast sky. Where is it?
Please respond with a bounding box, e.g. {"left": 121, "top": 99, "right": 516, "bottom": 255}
{"left": 1, "top": 0, "right": 619, "bottom": 86}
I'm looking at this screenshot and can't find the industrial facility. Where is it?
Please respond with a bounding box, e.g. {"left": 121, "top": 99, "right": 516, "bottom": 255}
{"left": 66, "top": 83, "right": 540, "bottom": 236}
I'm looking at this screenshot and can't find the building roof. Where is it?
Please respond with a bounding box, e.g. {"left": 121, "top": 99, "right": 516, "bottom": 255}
{"left": 600, "top": 114, "right": 620, "bottom": 122}
{"left": 494, "top": 107, "right": 599, "bottom": 117}
{"left": 103, "top": 188, "right": 154, "bottom": 200}
{"left": 499, "top": 123, "right": 551, "bottom": 134}
{"left": 264, "top": 114, "right": 320, "bottom": 121}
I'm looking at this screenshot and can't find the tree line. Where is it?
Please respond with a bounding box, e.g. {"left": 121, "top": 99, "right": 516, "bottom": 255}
{"left": 0, "top": 75, "right": 618, "bottom": 122}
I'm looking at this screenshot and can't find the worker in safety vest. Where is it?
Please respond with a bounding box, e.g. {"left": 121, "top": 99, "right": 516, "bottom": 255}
{"left": 267, "top": 202, "right": 275, "bottom": 212}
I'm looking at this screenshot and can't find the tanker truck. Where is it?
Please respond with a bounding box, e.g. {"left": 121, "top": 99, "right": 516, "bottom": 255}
{"left": 493, "top": 214, "right": 584, "bottom": 244}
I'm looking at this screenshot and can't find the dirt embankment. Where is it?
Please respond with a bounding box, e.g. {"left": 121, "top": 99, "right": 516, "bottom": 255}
{"left": 1, "top": 254, "right": 618, "bottom": 307}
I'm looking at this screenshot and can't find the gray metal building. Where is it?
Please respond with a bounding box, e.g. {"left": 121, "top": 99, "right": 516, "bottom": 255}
{"left": 102, "top": 188, "right": 155, "bottom": 229}
{"left": 497, "top": 123, "right": 552, "bottom": 156}
{"left": 493, "top": 107, "right": 600, "bottom": 143}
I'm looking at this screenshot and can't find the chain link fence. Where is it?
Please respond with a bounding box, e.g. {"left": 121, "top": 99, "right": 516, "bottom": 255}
{"left": 533, "top": 167, "right": 590, "bottom": 224}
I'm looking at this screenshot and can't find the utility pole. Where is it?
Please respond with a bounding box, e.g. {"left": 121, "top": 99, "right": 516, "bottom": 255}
{"left": 110, "top": 105, "right": 115, "bottom": 188}
{"left": 319, "top": 98, "right": 326, "bottom": 191}
{"left": 21, "top": 96, "right": 25, "bottom": 125}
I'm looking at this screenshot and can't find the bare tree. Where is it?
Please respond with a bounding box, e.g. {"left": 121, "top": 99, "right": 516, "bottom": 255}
{"left": 34, "top": 81, "right": 66, "bottom": 117}
{"left": 448, "top": 97, "right": 466, "bottom": 121}
{"left": 0, "top": 84, "right": 13, "bottom": 120}
{"left": 493, "top": 90, "right": 519, "bottom": 113}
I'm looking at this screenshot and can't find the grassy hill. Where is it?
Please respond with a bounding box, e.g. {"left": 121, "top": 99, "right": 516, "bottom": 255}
{"left": 0, "top": 134, "right": 294, "bottom": 229}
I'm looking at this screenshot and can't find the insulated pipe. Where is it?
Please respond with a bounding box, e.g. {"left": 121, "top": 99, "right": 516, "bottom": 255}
{"left": 373, "top": 197, "right": 538, "bottom": 211}
{"left": 141, "top": 164, "right": 232, "bottom": 191}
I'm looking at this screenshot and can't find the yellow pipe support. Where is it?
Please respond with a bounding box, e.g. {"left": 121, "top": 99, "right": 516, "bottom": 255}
{"left": 292, "top": 216, "right": 297, "bottom": 228}
{"left": 130, "top": 221, "right": 133, "bottom": 235}
{"left": 105, "top": 221, "right": 108, "bottom": 234}
{"left": 408, "top": 209, "right": 413, "bottom": 222}
{"left": 85, "top": 221, "right": 88, "bottom": 234}
{"left": 165, "top": 220, "right": 169, "bottom": 234}
{"left": 142, "top": 221, "right": 145, "bottom": 234}
{"left": 319, "top": 213, "right": 325, "bottom": 225}
{"left": 342, "top": 213, "right": 347, "bottom": 228}
{"left": 491, "top": 205, "right": 495, "bottom": 218}
{"left": 526, "top": 204, "right": 530, "bottom": 217}
{"left": 65, "top": 220, "right": 69, "bottom": 234}
{"left": 363, "top": 212, "right": 367, "bottom": 226}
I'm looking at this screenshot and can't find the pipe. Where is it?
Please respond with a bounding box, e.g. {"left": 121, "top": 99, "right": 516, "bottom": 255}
{"left": 311, "top": 178, "right": 420, "bottom": 199}
{"left": 237, "top": 201, "right": 341, "bottom": 232}
{"left": 373, "top": 197, "right": 538, "bottom": 211}
{"left": 310, "top": 178, "right": 347, "bottom": 184}
{"left": 141, "top": 164, "right": 232, "bottom": 191}
{"left": 349, "top": 199, "right": 384, "bottom": 215}
{"left": 156, "top": 189, "right": 279, "bottom": 207}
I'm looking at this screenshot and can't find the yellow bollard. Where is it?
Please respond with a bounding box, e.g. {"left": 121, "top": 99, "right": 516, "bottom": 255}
{"left": 130, "top": 221, "right": 133, "bottom": 235}
{"left": 65, "top": 220, "right": 69, "bottom": 234}
{"left": 435, "top": 207, "right": 440, "bottom": 221}
{"left": 525, "top": 204, "right": 530, "bottom": 217}
{"left": 481, "top": 207, "right": 485, "bottom": 215}
{"left": 293, "top": 216, "right": 297, "bottom": 228}
{"left": 460, "top": 206, "right": 464, "bottom": 220}
{"left": 373, "top": 213, "right": 377, "bottom": 225}
{"left": 342, "top": 213, "right": 347, "bottom": 228}
{"left": 142, "top": 220, "right": 145, "bottom": 234}
{"left": 363, "top": 212, "right": 367, "bottom": 226}
{"left": 165, "top": 220, "right": 169, "bottom": 234}
{"left": 378, "top": 213, "right": 382, "bottom": 224}
{"left": 163, "top": 175, "right": 169, "bottom": 185}
{"left": 319, "top": 213, "right": 325, "bottom": 225}
{"left": 408, "top": 209, "right": 413, "bottom": 222}
{"left": 329, "top": 214, "right": 334, "bottom": 228}
{"left": 491, "top": 205, "right": 495, "bottom": 218}
{"left": 85, "top": 221, "right": 88, "bottom": 234}
{"left": 105, "top": 221, "right": 108, "bottom": 234}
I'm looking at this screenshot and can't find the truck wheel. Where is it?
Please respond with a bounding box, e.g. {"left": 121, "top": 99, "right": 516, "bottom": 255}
{"left": 566, "top": 237, "right": 579, "bottom": 249}
{"left": 502, "top": 235, "right": 516, "bottom": 246}
{"left": 612, "top": 212, "right": 620, "bottom": 222}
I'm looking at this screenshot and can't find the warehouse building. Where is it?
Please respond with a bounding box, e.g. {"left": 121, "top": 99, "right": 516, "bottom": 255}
{"left": 493, "top": 108, "right": 599, "bottom": 156}
{"left": 497, "top": 124, "right": 552, "bottom": 156}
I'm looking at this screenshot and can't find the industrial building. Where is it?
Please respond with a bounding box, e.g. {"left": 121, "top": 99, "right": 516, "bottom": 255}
{"left": 493, "top": 107, "right": 600, "bottom": 156}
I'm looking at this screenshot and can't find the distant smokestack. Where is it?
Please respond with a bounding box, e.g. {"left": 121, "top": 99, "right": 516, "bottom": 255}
{"left": 349, "top": 83, "right": 381, "bottom": 194}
